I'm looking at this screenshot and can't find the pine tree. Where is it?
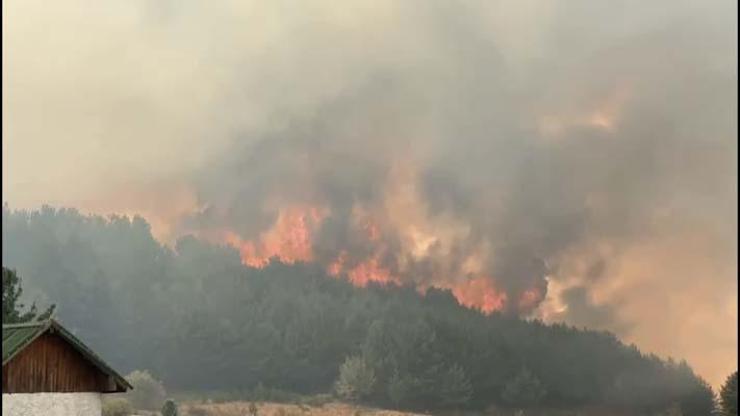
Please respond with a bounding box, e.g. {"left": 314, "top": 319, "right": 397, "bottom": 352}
{"left": 501, "top": 368, "right": 547, "bottom": 408}
{"left": 719, "top": 371, "right": 738, "bottom": 416}
{"left": 335, "top": 355, "right": 376, "bottom": 401}
{"left": 439, "top": 364, "right": 473, "bottom": 408}
{"left": 2, "top": 267, "right": 55, "bottom": 323}
{"left": 161, "top": 399, "right": 178, "bottom": 416}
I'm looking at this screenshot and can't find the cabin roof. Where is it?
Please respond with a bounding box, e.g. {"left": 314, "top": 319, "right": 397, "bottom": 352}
{"left": 2, "top": 319, "right": 132, "bottom": 391}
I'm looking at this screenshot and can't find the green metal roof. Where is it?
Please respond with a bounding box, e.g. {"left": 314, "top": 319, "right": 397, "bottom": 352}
{"left": 2, "top": 321, "right": 46, "bottom": 364}
{"left": 2, "top": 319, "right": 132, "bottom": 391}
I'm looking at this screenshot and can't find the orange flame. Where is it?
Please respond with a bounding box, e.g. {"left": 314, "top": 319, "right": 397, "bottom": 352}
{"left": 220, "top": 204, "right": 516, "bottom": 314}
{"left": 327, "top": 251, "right": 347, "bottom": 277}
{"left": 518, "top": 287, "right": 544, "bottom": 314}
{"left": 225, "top": 205, "right": 325, "bottom": 267}
{"left": 452, "top": 277, "right": 508, "bottom": 314}
{"left": 346, "top": 256, "right": 396, "bottom": 287}
{"left": 327, "top": 250, "right": 398, "bottom": 287}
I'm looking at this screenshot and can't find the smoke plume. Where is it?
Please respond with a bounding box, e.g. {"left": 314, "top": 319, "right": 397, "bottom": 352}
{"left": 3, "top": 0, "right": 736, "bottom": 386}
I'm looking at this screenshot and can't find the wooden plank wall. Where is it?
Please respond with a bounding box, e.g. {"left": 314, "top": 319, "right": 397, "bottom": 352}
{"left": 2, "top": 332, "right": 114, "bottom": 393}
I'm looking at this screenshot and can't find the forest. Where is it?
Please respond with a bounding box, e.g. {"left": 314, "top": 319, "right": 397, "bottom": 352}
{"left": 1, "top": 205, "right": 720, "bottom": 415}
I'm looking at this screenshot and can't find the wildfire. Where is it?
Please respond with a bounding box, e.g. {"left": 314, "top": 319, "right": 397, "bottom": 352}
{"left": 346, "top": 256, "right": 396, "bottom": 287}
{"left": 518, "top": 287, "right": 544, "bottom": 312}
{"left": 225, "top": 205, "right": 325, "bottom": 267}
{"left": 538, "top": 85, "right": 632, "bottom": 138}
{"left": 213, "top": 163, "right": 544, "bottom": 316}
{"left": 452, "top": 277, "right": 508, "bottom": 314}
{"left": 327, "top": 251, "right": 347, "bottom": 277}
{"left": 217, "top": 199, "right": 537, "bottom": 315}
{"left": 216, "top": 200, "right": 547, "bottom": 315}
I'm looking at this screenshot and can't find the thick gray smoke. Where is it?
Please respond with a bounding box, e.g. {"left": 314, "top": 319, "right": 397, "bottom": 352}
{"left": 3, "top": 0, "right": 736, "bottom": 386}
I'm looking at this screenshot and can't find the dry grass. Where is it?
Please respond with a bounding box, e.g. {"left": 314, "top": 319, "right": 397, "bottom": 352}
{"left": 178, "top": 401, "right": 430, "bottom": 416}
{"left": 176, "top": 401, "right": 639, "bottom": 416}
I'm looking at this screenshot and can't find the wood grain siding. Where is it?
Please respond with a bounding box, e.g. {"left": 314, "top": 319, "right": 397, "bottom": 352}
{"left": 2, "top": 332, "right": 115, "bottom": 393}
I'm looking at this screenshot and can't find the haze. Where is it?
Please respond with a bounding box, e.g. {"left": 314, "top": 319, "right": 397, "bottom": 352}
{"left": 3, "top": 0, "right": 737, "bottom": 388}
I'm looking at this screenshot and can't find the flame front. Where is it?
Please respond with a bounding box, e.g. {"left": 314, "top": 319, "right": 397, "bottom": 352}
{"left": 224, "top": 206, "right": 325, "bottom": 268}
{"left": 207, "top": 164, "right": 547, "bottom": 315}
{"left": 216, "top": 209, "right": 536, "bottom": 315}
{"left": 451, "top": 277, "right": 508, "bottom": 314}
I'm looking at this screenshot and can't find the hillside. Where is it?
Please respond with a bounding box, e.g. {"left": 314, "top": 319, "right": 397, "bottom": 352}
{"left": 2, "top": 206, "right": 715, "bottom": 415}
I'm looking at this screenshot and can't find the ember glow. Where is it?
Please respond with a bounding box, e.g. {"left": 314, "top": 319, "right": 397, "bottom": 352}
{"left": 452, "top": 277, "right": 508, "bottom": 315}
{"left": 223, "top": 206, "right": 325, "bottom": 268}
{"left": 221, "top": 212, "right": 548, "bottom": 314}
{"left": 191, "top": 160, "right": 546, "bottom": 314}
{"left": 344, "top": 256, "right": 396, "bottom": 287}
{"left": 219, "top": 204, "right": 512, "bottom": 312}
{"left": 327, "top": 250, "right": 398, "bottom": 288}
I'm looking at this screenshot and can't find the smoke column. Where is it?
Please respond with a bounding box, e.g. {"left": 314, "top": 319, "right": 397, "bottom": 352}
{"left": 3, "top": 0, "right": 736, "bottom": 387}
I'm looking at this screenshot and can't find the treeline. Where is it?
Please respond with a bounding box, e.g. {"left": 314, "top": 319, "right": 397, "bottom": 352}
{"left": 1, "top": 206, "right": 717, "bottom": 414}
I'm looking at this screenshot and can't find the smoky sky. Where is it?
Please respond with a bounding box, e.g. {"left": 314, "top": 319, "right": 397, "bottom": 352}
{"left": 3, "top": 0, "right": 737, "bottom": 387}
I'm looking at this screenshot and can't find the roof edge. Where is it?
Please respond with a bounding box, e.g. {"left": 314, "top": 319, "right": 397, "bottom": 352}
{"left": 2, "top": 321, "right": 49, "bottom": 329}
{"left": 47, "top": 320, "right": 133, "bottom": 391}
{"left": 2, "top": 320, "right": 52, "bottom": 366}
{"left": 3, "top": 319, "right": 132, "bottom": 391}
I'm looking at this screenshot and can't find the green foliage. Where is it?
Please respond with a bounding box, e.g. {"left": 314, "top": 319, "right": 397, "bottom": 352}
{"left": 102, "top": 397, "right": 134, "bottom": 416}
{"left": 719, "top": 371, "right": 738, "bottom": 416}
{"left": 501, "top": 368, "right": 547, "bottom": 408}
{"left": 161, "top": 398, "right": 178, "bottom": 416}
{"left": 125, "top": 370, "right": 167, "bottom": 410}
{"left": 2, "top": 267, "right": 55, "bottom": 323}
{"left": 659, "top": 403, "right": 683, "bottom": 416}
{"left": 387, "top": 371, "right": 416, "bottom": 406}
{"left": 439, "top": 364, "right": 473, "bottom": 408}
{"left": 0, "top": 206, "right": 718, "bottom": 415}
{"left": 335, "top": 356, "right": 376, "bottom": 401}
{"left": 677, "top": 376, "right": 715, "bottom": 416}
{"left": 361, "top": 316, "right": 471, "bottom": 410}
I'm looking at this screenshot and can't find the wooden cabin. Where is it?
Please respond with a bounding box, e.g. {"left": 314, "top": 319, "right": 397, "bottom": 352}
{"left": 2, "top": 319, "right": 132, "bottom": 416}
